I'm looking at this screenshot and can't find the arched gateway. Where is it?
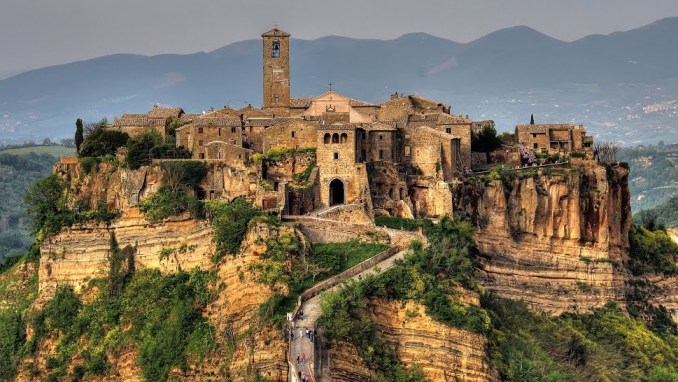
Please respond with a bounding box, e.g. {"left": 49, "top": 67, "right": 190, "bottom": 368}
{"left": 329, "top": 179, "right": 345, "bottom": 206}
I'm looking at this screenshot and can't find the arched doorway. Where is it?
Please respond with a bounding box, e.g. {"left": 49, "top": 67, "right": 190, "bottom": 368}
{"left": 329, "top": 179, "right": 345, "bottom": 206}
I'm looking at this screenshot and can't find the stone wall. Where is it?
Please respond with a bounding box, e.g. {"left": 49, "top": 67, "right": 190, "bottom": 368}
{"left": 261, "top": 119, "right": 318, "bottom": 154}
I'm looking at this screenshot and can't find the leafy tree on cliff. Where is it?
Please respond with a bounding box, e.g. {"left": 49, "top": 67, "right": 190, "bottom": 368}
{"left": 75, "top": 118, "right": 84, "bottom": 153}
{"left": 472, "top": 123, "right": 502, "bottom": 161}
{"left": 24, "top": 174, "right": 69, "bottom": 235}
{"left": 79, "top": 120, "right": 129, "bottom": 158}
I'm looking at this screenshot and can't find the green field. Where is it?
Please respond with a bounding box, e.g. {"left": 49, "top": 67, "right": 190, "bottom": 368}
{"left": 0, "top": 145, "right": 75, "bottom": 157}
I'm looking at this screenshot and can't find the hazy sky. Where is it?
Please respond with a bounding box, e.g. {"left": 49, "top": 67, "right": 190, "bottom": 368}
{"left": 2, "top": 0, "right": 678, "bottom": 74}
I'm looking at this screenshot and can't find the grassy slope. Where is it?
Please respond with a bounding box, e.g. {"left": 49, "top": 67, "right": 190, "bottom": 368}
{"left": 0, "top": 145, "right": 75, "bottom": 157}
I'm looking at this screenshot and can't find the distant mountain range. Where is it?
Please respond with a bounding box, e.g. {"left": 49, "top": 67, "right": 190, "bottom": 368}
{"left": 2, "top": 18, "right": 678, "bottom": 145}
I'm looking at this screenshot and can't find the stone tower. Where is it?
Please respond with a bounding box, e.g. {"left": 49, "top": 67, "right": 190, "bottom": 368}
{"left": 262, "top": 28, "right": 291, "bottom": 116}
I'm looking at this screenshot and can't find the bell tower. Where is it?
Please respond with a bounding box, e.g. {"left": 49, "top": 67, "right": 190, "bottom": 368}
{"left": 262, "top": 28, "right": 291, "bottom": 116}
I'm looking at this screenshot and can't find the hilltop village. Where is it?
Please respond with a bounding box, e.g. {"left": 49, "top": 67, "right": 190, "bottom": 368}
{"left": 101, "top": 28, "right": 594, "bottom": 221}
{"left": 22, "top": 28, "right": 654, "bottom": 382}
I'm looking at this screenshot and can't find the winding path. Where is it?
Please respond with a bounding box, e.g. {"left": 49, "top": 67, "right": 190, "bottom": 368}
{"left": 287, "top": 246, "right": 410, "bottom": 382}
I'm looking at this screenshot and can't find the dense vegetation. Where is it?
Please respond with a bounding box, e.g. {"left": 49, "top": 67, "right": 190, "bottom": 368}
{"left": 617, "top": 143, "right": 678, "bottom": 212}
{"left": 0, "top": 151, "right": 62, "bottom": 260}
{"left": 125, "top": 130, "right": 191, "bottom": 170}
{"left": 628, "top": 224, "right": 678, "bottom": 275}
{"left": 318, "top": 217, "right": 489, "bottom": 381}
{"left": 485, "top": 297, "right": 678, "bottom": 382}
{"left": 374, "top": 216, "right": 432, "bottom": 232}
{"left": 138, "top": 161, "right": 208, "bottom": 222}
{"left": 635, "top": 196, "right": 678, "bottom": 229}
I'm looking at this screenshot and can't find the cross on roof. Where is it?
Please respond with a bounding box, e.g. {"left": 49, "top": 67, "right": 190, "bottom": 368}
{"left": 328, "top": 82, "right": 333, "bottom": 91}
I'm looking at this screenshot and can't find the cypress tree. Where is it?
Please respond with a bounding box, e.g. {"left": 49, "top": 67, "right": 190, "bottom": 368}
{"left": 75, "top": 118, "right": 84, "bottom": 154}
{"left": 530, "top": 114, "right": 535, "bottom": 125}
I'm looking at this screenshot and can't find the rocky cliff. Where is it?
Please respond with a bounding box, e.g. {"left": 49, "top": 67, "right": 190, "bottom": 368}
{"left": 456, "top": 162, "right": 633, "bottom": 314}
{"left": 327, "top": 299, "right": 499, "bottom": 382}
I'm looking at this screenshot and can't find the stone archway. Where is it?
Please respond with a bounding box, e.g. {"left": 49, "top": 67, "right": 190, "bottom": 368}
{"left": 329, "top": 178, "right": 345, "bottom": 206}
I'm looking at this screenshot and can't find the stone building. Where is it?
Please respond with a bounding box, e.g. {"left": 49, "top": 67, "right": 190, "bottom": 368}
{"left": 109, "top": 105, "right": 184, "bottom": 138}
{"left": 105, "top": 27, "right": 595, "bottom": 220}
{"left": 515, "top": 123, "right": 593, "bottom": 154}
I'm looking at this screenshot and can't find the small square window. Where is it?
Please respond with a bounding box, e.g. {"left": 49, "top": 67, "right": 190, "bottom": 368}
{"left": 231, "top": 127, "right": 236, "bottom": 133}
{"left": 199, "top": 153, "right": 205, "bottom": 159}
{"left": 198, "top": 127, "right": 204, "bottom": 134}
{"left": 292, "top": 131, "right": 296, "bottom": 138}
{"left": 533, "top": 143, "right": 538, "bottom": 149}
{"left": 379, "top": 134, "right": 383, "bottom": 140}
{"left": 333, "top": 152, "right": 339, "bottom": 160}
{"left": 446, "top": 128, "right": 451, "bottom": 134}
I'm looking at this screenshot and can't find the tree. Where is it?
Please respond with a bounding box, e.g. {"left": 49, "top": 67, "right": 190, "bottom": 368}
{"left": 471, "top": 123, "right": 502, "bottom": 161}
{"left": 530, "top": 114, "right": 535, "bottom": 125}
{"left": 24, "top": 175, "right": 69, "bottom": 234}
{"left": 79, "top": 122, "right": 129, "bottom": 158}
{"left": 126, "top": 131, "right": 162, "bottom": 169}
{"left": 75, "top": 118, "right": 84, "bottom": 153}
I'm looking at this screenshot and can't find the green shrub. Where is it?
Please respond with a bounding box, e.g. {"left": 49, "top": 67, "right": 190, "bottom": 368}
{"left": 0, "top": 311, "right": 26, "bottom": 380}
{"left": 205, "top": 198, "right": 264, "bottom": 260}
{"left": 126, "top": 131, "right": 162, "bottom": 169}
{"left": 374, "top": 216, "right": 432, "bottom": 232}
{"left": 570, "top": 151, "right": 586, "bottom": 158}
{"left": 79, "top": 124, "right": 129, "bottom": 158}
{"left": 310, "top": 240, "right": 388, "bottom": 275}
{"left": 139, "top": 186, "right": 202, "bottom": 222}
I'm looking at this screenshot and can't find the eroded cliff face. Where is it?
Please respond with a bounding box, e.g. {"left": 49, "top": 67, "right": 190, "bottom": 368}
{"left": 327, "top": 299, "right": 499, "bottom": 382}
{"left": 456, "top": 163, "right": 632, "bottom": 314}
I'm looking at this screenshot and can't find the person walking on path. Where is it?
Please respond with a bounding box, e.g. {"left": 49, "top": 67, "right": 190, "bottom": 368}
{"left": 296, "top": 353, "right": 300, "bottom": 363}
{"left": 301, "top": 352, "right": 306, "bottom": 363}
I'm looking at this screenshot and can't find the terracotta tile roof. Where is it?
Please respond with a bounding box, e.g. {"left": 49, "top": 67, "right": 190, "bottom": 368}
{"left": 318, "top": 124, "right": 361, "bottom": 130}
{"left": 113, "top": 114, "right": 165, "bottom": 127}
{"left": 180, "top": 113, "right": 201, "bottom": 123}
{"left": 194, "top": 116, "right": 242, "bottom": 127}
{"left": 516, "top": 124, "right": 577, "bottom": 132}
{"left": 262, "top": 28, "right": 291, "bottom": 37}
{"left": 244, "top": 118, "right": 275, "bottom": 127}
{"left": 349, "top": 99, "right": 378, "bottom": 107}
{"left": 290, "top": 98, "right": 312, "bottom": 108}
{"left": 238, "top": 106, "right": 273, "bottom": 119}
{"left": 148, "top": 106, "right": 183, "bottom": 118}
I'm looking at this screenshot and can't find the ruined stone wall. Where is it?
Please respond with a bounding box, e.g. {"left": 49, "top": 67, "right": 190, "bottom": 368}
{"left": 410, "top": 178, "right": 454, "bottom": 218}
{"left": 178, "top": 124, "right": 243, "bottom": 159}
{"left": 437, "top": 123, "right": 472, "bottom": 167}
{"left": 284, "top": 168, "right": 320, "bottom": 215}
{"left": 365, "top": 129, "right": 396, "bottom": 162}
{"left": 367, "top": 161, "right": 412, "bottom": 217}
{"left": 243, "top": 125, "right": 266, "bottom": 152}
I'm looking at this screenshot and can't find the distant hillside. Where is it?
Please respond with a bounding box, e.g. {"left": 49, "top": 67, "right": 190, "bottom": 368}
{"left": 0, "top": 149, "right": 63, "bottom": 260}
{"left": 1, "top": 18, "right": 678, "bottom": 144}
{"left": 619, "top": 143, "right": 678, "bottom": 212}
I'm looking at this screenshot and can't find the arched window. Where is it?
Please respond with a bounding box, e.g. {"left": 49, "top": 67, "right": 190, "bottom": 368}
{"left": 340, "top": 133, "right": 347, "bottom": 143}
{"left": 324, "top": 133, "right": 331, "bottom": 144}
{"left": 272, "top": 40, "right": 280, "bottom": 58}
{"left": 332, "top": 133, "right": 339, "bottom": 143}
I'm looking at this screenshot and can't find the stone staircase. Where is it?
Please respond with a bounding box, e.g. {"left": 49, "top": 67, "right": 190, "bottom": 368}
{"left": 287, "top": 245, "right": 410, "bottom": 382}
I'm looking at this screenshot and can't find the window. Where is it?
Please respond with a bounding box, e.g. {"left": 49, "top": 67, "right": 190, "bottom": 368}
{"left": 404, "top": 145, "right": 411, "bottom": 157}
{"left": 199, "top": 153, "right": 205, "bottom": 159}
{"left": 274, "top": 94, "right": 279, "bottom": 104}
{"left": 231, "top": 127, "right": 236, "bottom": 133}
{"left": 218, "top": 128, "right": 221, "bottom": 136}
{"left": 362, "top": 132, "right": 366, "bottom": 140}
{"left": 198, "top": 127, "right": 204, "bottom": 134}
{"left": 533, "top": 143, "right": 538, "bottom": 149}
{"left": 379, "top": 134, "right": 383, "bottom": 140}
{"left": 446, "top": 128, "right": 451, "bottom": 134}
{"left": 199, "top": 140, "right": 204, "bottom": 146}
{"left": 340, "top": 133, "right": 347, "bottom": 143}
{"left": 291, "top": 131, "right": 296, "bottom": 138}
{"left": 294, "top": 145, "right": 299, "bottom": 149}
{"left": 332, "top": 133, "right": 339, "bottom": 143}
{"left": 333, "top": 152, "right": 339, "bottom": 160}
{"left": 324, "top": 133, "right": 331, "bottom": 144}
{"left": 272, "top": 40, "right": 280, "bottom": 58}
{"left": 379, "top": 150, "right": 384, "bottom": 160}
{"left": 532, "top": 133, "right": 537, "bottom": 138}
